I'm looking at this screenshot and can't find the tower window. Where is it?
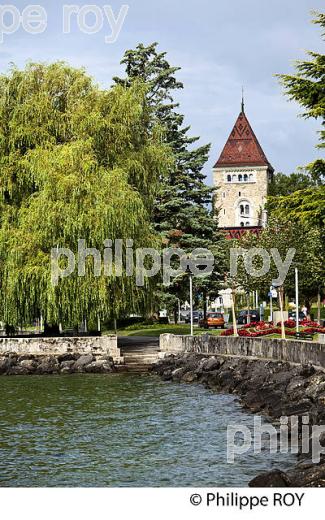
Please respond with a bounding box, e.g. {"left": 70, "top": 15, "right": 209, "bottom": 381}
{"left": 232, "top": 174, "right": 237, "bottom": 182}
{"left": 240, "top": 204, "right": 244, "bottom": 215}
{"left": 245, "top": 204, "right": 249, "bottom": 215}
{"left": 240, "top": 222, "right": 244, "bottom": 227}
{"left": 227, "top": 174, "right": 231, "bottom": 182}
{"left": 224, "top": 209, "right": 226, "bottom": 215}
{"left": 238, "top": 174, "right": 243, "bottom": 182}
{"left": 239, "top": 192, "right": 241, "bottom": 196}
{"left": 244, "top": 174, "right": 248, "bottom": 182}
{"left": 249, "top": 174, "right": 253, "bottom": 181}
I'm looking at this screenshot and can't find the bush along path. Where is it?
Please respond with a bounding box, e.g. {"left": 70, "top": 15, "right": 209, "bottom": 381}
{"left": 151, "top": 353, "right": 325, "bottom": 487}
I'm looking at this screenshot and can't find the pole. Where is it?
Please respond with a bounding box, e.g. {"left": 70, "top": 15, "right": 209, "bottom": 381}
{"left": 279, "top": 287, "right": 285, "bottom": 340}
{"left": 295, "top": 268, "right": 299, "bottom": 333}
{"left": 189, "top": 274, "right": 193, "bottom": 336}
{"left": 178, "top": 299, "right": 181, "bottom": 324}
{"left": 317, "top": 289, "right": 321, "bottom": 325}
{"left": 270, "top": 294, "right": 273, "bottom": 322}
{"left": 97, "top": 316, "right": 101, "bottom": 332}
{"left": 231, "top": 289, "right": 238, "bottom": 337}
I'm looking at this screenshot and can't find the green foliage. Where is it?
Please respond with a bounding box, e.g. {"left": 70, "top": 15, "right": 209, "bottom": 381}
{"left": 277, "top": 11, "right": 325, "bottom": 178}
{"left": 268, "top": 185, "right": 325, "bottom": 229}
{"left": 268, "top": 170, "right": 316, "bottom": 197}
{"left": 0, "top": 62, "right": 171, "bottom": 326}
{"left": 115, "top": 43, "right": 227, "bottom": 312}
{"left": 234, "top": 218, "right": 324, "bottom": 307}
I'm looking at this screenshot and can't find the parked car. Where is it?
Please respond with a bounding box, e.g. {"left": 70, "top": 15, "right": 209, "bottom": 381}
{"left": 185, "top": 311, "right": 203, "bottom": 323}
{"left": 288, "top": 311, "right": 306, "bottom": 322}
{"left": 199, "top": 312, "right": 225, "bottom": 329}
{"left": 237, "top": 309, "right": 260, "bottom": 325}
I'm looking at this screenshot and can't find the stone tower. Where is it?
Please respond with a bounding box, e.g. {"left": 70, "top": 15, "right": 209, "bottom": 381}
{"left": 213, "top": 102, "right": 274, "bottom": 235}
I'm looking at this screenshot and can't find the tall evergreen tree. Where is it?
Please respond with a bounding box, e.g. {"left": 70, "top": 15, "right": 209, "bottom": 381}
{"left": 114, "top": 43, "right": 226, "bottom": 318}
{"left": 277, "top": 11, "right": 325, "bottom": 181}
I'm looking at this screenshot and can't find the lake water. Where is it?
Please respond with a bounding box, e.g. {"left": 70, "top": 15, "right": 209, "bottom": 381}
{"left": 0, "top": 373, "right": 295, "bottom": 486}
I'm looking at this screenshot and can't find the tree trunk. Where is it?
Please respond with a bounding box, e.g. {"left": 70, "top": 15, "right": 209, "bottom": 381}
{"left": 203, "top": 292, "right": 207, "bottom": 320}
{"left": 305, "top": 299, "right": 312, "bottom": 320}
{"left": 279, "top": 287, "right": 286, "bottom": 340}
{"left": 231, "top": 289, "right": 238, "bottom": 337}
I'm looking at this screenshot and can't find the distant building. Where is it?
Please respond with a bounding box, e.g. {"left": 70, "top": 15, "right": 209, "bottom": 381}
{"left": 213, "top": 100, "right": 274, "bottom": 239}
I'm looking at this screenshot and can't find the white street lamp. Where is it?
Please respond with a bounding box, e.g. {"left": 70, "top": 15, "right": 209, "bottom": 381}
{"left": 189, "top": 272, "right": 193, "bottom": 336}
{"left": 295, "top": 268, "right": 299, "bottom": 334}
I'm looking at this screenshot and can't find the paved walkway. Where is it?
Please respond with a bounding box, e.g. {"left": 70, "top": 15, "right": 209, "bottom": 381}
{"left": 117, "top": 336, "right": 160, "bottom": 372}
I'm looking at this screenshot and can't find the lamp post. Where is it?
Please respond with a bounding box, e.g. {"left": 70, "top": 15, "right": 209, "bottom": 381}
{"left": 295, "top": 268, "right": 299, "bottom": 333}
{"left": 189, "top": 272, "right": 193, "bottom": 336}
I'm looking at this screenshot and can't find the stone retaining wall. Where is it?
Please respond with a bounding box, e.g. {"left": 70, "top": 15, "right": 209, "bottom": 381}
{"left": 0, "top": 335, "right": 121, "bottom": 362}
{"left": 159, "top": 334, "right": 325, "bottom": 369}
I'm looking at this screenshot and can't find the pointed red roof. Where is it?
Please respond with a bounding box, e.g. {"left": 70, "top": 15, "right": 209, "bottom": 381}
{"left": 214, "top": 110, "right": 273, "bottom": 170}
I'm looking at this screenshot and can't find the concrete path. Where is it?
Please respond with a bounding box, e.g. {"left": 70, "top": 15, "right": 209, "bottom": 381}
{"left": 117, "top": 336, "right": 160, "bottom": 372}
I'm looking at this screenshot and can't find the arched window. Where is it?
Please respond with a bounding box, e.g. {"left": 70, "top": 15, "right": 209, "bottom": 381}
{"left": 237, "top": 200, "right": 251, "bottom": 227}
{"left": 244, "top": 174, "right": 248, "bottom": 182}
{"left": 227, "top": 174, "right": 231, "bottom": 182}
{"left": 249, "top": 174, "right": 253, "bottom": 181}
{"left": 240, "top": 222, "right": 244, "bottom": 227}
{"left": 232, "top": 174, "right": 237, "bottom": 182}
{"left": 238, "top": 174, "right": 243, "bottom": 182}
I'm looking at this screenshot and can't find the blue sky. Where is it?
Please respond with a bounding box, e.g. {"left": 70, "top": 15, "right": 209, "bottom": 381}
{"left": 1, "top": 0, "right": 324, "bottom": 183}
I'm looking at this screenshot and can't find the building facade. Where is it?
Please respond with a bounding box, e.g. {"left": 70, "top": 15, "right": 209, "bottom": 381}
{"left": 213, "top": 103, "right": 274, "bottom": 236}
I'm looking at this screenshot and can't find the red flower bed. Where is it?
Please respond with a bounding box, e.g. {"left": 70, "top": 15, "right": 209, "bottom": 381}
{"left": 220, "top": 319, "right": 325, "bottom": 338}
{"left": 277, "top": 319, "right": 296, "bottom": 328}
{"left": 221, "top": 328, "right": 234, "bottom": 336}
{"left": 301, "top": 320, "right": 320, "bottom": 328}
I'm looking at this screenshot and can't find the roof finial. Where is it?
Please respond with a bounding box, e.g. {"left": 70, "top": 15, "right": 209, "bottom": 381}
{"left": 241, "top": 86, "right": 245, "bottom": 113}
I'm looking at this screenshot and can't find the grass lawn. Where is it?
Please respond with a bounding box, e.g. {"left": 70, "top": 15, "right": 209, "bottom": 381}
{"left": 103, "top": 323, "right": 320, "bottom": 342}
{"left": 104, "top": 324, "right": 225, "bottom": 337}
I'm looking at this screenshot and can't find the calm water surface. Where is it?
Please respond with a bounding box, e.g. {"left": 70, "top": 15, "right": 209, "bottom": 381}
{"left": 0, "top": 374, "right": 295, "bottom": 486}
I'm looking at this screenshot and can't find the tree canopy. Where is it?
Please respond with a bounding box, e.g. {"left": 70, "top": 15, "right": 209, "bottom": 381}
{"left": 115, "top": 43, "right": 226, "bottom": 316}
{"left": 277, "top": 11, "right": 325, "bottom": 181}
{"left": 0, "top": 62, "right": 171, "bottom": 327}
{"left": 234, "top": 218, "right": 324, "bottom": 311}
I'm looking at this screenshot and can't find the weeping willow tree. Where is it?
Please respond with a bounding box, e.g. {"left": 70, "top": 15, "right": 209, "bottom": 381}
{"left": 0, "top": 62, "right": 172, "bottom": 327}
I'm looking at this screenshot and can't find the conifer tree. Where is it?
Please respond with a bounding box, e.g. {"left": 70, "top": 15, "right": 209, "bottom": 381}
{"left": 115, "top": 43, "right": 226, "bottom": 318}
{"left": 277, "top": 11, "right": 325, "bottom": 182}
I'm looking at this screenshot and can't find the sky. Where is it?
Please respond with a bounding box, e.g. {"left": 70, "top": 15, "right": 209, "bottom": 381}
{"left": 0, "top": 0, "right": 324, "bottom": 184}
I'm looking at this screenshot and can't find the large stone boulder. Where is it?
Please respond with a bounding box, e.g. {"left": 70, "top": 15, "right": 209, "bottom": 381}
{"left": 249, "top": 469, "right": 291, "bottom": 487}
{"left": 74, "top": 354, "right": 94, "bottom": 370}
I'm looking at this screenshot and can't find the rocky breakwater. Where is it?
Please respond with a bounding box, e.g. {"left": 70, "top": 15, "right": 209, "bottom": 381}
{"left": 0, "top": 352, "right": 116, "bottom": 375}
{"left": 152, "top": 353, "right": 325, "bottom": 487}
